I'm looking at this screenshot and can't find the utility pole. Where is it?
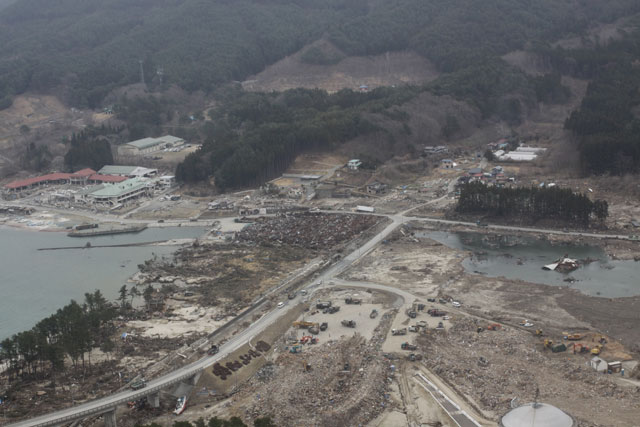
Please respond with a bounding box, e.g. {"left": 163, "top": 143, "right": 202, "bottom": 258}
{"left": 139, "top": 60, "right": 146, "bottom": 88}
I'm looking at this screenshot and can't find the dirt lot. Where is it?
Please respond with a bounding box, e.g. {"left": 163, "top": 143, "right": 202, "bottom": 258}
{"left": 339, "top": 224, "right": 640, "bottom": 426}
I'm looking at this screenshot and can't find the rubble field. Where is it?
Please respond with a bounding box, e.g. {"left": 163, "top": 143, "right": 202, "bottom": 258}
{"left": 236, "top": 212, "right": 381, "bottom": 250}
{"left": 416, "top": 317, "right": 640, "bottom": 427}
{"left": 232, "top": 312, "right": 396, "bottom": 427}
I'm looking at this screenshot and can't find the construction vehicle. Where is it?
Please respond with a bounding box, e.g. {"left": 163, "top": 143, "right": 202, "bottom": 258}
{"left": 572, "top": 343, "right": 590, "bottom": 354}
{"left": 552, "top": 343, "right": 567, "bottom": 353}
{"left": 406, "top": 310, "right": 417, "bottom": 319}
{"left": 408, "top": 353, "right": 423, "bottom": 361}
{"left": 319, "top": 322, "right": 328, "bottom": 331}
{"left": 487, "top": 323, "right": 502, "bottom": 331}
{"left": 544, "top": 339, "right": 554, "bottom": 349}
{"left": 327, "top": 306, "right": 340, "bottom": 314}
{"left": 563, "top": 333, "right": 584, "bottom": 341}
{"left": 591, "top": 344, "right": 604, "bottom": 355}
{"left": 341, "top": 320, "right": 356, "bottom": 328}
{"left": 290, "top": 345, "right": 302, "bottom": 354}
{"left": 345, "top": 297, "right": 362, "bottom": 305}
{"left": 316, "top": 301, "right": 332, "bottom": 309}
{"left": 370, "top": 309, "right": 378, "bottom": 319}
{"left": 417, "top": 320, "right": 428, "bottom": 328}
{"left": 392, "top": 328, "right": 407, "bottom": 336}
{"left": 535, "top": 329, "right": 543, "bottom": 336}
{"left": 299, "top": 336, "right": 312, "bottom": 344}
{"left": 309, "top": 325, "right": 319, "bottom": 335}
{"left": 293, "top": 321, "right": 319, "bottom": 330}
{"left": 401, "top": 342, "right": 417, "bottom": 351}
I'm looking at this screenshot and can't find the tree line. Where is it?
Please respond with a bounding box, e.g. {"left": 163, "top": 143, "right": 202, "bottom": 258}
{"left": 176, "top": 86, "right": 422, "bottom": 189}
{"left": 0, "top": 0, "right": 638, "bottom": 110}
{"left": 0, "top": 284, "right": 155, "bottom": 383}
{"left": 63, "top": 124, "right": 122, "bottom": 172}
{"left": 456, "top": 182, "right": 608, "bottom": 226}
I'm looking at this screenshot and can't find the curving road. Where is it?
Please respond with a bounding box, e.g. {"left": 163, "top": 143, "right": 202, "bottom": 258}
{"left": 8, "top": 215, "right": 404, "bottom": 426}
{"left": 7, "top": 202, "right": 634, "bottom": 425}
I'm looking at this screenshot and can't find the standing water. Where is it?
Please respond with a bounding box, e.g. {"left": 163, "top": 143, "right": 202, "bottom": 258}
{"left": 422, "top": 231, "right": 640, "bottom": 298}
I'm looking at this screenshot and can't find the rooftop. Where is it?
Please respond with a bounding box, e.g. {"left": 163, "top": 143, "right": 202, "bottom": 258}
{"left": 125, "top": 137, "right": 164, "bottom": 149}
{"left": 89, "top": 177, "right": 149, "bottom": 198}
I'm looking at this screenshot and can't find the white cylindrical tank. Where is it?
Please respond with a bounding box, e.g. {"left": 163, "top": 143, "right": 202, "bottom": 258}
{"left": 501, "top": 403, "right": 576, "bottom": 427}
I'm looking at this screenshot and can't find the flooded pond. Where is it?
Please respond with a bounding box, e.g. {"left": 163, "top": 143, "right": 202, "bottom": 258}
{"left": 421, "top": 231, "right": 640, "bottom": 298}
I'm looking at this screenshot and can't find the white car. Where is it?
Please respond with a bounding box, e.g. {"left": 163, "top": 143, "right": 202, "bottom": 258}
{"left": 277, "top": 302, "right": 284, "bottom": 308}
{"left": 452, "top": 301, "right": 461, "bottom": 308}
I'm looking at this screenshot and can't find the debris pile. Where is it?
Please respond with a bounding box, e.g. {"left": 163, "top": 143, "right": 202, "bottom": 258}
{"left": 237, "top": 213, "right": 380, "bottom": 249}
{"left": 416, "top": 318, "right": 638, "bottom": 425}
{"left": 240, "top": 313, "right": 394, "bottom": 426}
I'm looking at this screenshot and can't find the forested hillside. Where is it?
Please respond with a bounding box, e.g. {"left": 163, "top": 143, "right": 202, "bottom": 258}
{"left": 0, "top": 0, "right": 638, "bottom": 111}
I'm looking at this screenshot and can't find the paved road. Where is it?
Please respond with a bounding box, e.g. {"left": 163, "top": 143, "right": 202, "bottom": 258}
{"left": 8, "top": 200, "right": 634, "bottom": 425}
{"left": 8, "top": 214, "right": 404, "bottom": 426}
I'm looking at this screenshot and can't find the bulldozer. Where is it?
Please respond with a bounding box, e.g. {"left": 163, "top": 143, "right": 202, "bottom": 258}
{"left": 543, "top": 339, "right": 554, "bottom": 349}
{"left": 535, "top": 329, "right": 543, "bottom": 336}
{"left": 562, "top": 332, "right": 584, "bottom": 341}
{"left": 591, "top": 344, "right": 604, "bottom": 355}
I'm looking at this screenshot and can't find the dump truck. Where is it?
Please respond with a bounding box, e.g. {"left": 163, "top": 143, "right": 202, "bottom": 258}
{"left": 392, "top": 328, "right": 407, "bottom": 336}
{"left": 345, "top": 297, "right": 362, "bottom": 305}
{"left": 293, "top": 321, "right": 318, "bottom": 329}
{"left": 370, "top": 309, "right": 378, "bottom": 319}
{"left": 401, "top": 342, "right": 417, "bottom": 351}
{"left": 341, "top": 320, "right": 356, "bottom": 328}
{"left": 427, "top": 309, "right": 447, "bottom": 317}
{"left": 564, "top": 333, "right": 584, "bottom": 341}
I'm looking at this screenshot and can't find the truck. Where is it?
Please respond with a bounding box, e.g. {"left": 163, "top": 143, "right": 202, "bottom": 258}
{"left": 392, "top": 328, "right": 407, "bottom": 336}
{"left": 427, "top": 309, "right": 447, "bottom": 317}
{"left": 319, "top": 322, "right": 328, "bottom": 331}
{"left": 345, "top": 297, "right": 362, "bottom": 305}
{"left": 316, "top": 301, "right": 332, "bottom": 309}
{"left": 129, "top": 379, "right": 147, "bottom": 390}
{"left": 401, "top": 342, "right": 417, "bottom": 351}
{"left": 341, "top": 320, "right": 356, "bottom": 328}
{"left": 406, "top": 310, "right": 417, "bottom": 319}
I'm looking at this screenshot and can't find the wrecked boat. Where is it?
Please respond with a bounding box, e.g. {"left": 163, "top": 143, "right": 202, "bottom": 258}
{"left": 543, "top": 256, "right": 579, "bottom": 272}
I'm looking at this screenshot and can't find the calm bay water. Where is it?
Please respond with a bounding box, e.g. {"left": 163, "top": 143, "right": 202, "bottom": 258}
{"left": 422, "top": 231, "right": 640, "bottom": 298}
{"left": 0, "top": 226, "right": 205, "bottom": 339}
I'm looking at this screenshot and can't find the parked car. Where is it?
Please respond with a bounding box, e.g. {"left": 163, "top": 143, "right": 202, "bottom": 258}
{"left": 277, "top": 302, "right": 284, "bottom": 308}
{"left": 452, "top": 301, "right": 461, "bottom": 308}
{"left": 207, "top": 345, "right": 219, "bottom": 356}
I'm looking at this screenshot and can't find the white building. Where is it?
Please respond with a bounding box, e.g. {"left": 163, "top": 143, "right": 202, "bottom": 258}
{"left": 117, "top": 135, "right": 185, "bottom": 156}
{"left": 347, "top": 159, "right": 362, "bottom": 170}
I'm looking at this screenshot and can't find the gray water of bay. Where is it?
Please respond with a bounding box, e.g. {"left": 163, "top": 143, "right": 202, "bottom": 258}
{"left": 0, "top": 226, "right": 206, "bottom": 339}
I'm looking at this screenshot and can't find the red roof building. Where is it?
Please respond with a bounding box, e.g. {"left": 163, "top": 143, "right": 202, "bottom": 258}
{"left": 4, "top": 169, "right": 127, "bottom": 192}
